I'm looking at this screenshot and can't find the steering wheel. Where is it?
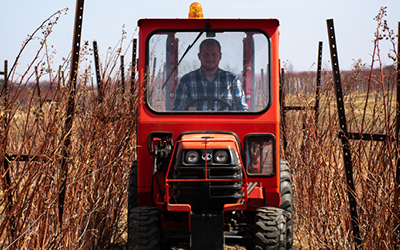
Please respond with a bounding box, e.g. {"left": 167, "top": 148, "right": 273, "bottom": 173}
{"left": 184, "top": 97, "right": 233, "bottom": 111}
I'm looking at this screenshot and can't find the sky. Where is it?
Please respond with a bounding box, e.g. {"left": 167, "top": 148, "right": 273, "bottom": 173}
{"left": 1, "top": 0, "right": 399, "bottom": 78}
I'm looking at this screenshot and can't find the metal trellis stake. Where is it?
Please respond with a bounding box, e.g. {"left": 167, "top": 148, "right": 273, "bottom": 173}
{"left": 59, "top": 0, "right": 85, "bottom": 229}
{"left": 315, "top": 41, "right": 322, "bottom": 129}
{"left": 121, "top": 55, "right": 125, "bottom": 94}
{"left": 131, "top": 38, "right": 137, "bottom": 95}
{"left": 1, "top": 60, "right": 15, "bottom": 237}
{"left": 93, "top": 40, "right": 102, "bottom": 102}
{"left": 280, "top": 42, "right": 322, "bottom": 152}
{"left": 326, "top": 18, "right": 362, "bottom": 249}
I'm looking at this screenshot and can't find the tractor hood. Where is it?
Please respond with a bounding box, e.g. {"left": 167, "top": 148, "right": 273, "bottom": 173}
{"left": 175, "top": 133, "right": 242, "bottom": 166}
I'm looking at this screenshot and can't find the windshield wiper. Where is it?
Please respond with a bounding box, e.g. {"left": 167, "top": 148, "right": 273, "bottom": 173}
{"left": 162, "top": 22, "right": 211, "bottom": 89}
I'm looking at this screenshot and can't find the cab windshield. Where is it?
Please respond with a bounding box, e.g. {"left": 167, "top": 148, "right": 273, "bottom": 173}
{"left": 146, "top": 30, "right": 271, "bottom": 113}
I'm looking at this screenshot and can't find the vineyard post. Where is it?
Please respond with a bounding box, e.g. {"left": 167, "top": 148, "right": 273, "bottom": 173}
{"left": 93, "top": 40, "right": 102, "bottom": 102}
{"left": 1, "top": 60, "right": 15, "bottom": 237}
{"left": 59, "top": 0, "right": 85, "bottom": 229}
{"left": 326, "top": 18, "right": 362, "bottom": 249}
{"left": 121, "top": 55, "right": 125, "bottom": 95}
{"left": 57, "top": 66, "right": 62, "bottom": 90}
{"left": 279, "top": 68, "right": 288, "bottom": 152}
{"left": 84, "top": 69, "right": 88, "bottom": 85}
{"left": 280, "top": 42, "right": 322, "bottom": 153}
{"left": 261, "top": 68, "right": 264, "bottom": 94}
{"left": 61, "top": 70, "right": 65, "bottom": 87}
{"left": 35, "top": 66, "right": 43, "bottom": 110}
{"left": 131, "top": 38, "right": 137, "bottom": 95}
{"left": 315, "top": 41, "right": 322, "bottom": 130}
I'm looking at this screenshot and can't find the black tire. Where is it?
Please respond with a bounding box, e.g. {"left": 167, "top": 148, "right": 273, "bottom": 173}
{"left": 128, "top": 161, "right": 139, "bottom": 213}
{"left": 254, "top": 207, "right": 287, "bottom": 250}
{"left": 127, "top": 206, "right": 161, "bottom": 250}
{"left": 279, "top": 160, "right": 293, "bottom": 250}
{"left": 127, "top": 161, "right": 139, "bottom": 250}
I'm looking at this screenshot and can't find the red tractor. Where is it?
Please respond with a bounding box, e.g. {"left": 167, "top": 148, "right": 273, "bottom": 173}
{"left": 128, "top": 3, "right": 293, "bottom": 249}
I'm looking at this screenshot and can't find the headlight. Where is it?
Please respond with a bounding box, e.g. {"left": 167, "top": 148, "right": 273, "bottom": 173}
{"left": 214, "top": 150, "right": 229, "bottom": 163}
{"left": 185, "top": 150, "right": 199, "bottom": 164}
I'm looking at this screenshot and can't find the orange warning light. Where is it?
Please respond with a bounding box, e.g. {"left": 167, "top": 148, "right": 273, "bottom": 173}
{"left": 189, "top": 2, "right": 203, "bottom": 19}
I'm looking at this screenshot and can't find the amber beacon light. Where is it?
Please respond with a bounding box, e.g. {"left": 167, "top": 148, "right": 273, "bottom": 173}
{"left": 188, "top": 2, "right": 203, "bottom": 19}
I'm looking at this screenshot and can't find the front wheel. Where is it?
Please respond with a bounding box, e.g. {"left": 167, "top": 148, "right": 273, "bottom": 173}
{"left": 127, "top": 206, "right": 161, "bottom": 250}
{"left": 254, "top": 207, "right": 287, "bottom": 250}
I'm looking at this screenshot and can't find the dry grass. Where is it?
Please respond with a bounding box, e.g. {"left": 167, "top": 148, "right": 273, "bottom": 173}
{"left": 0, "top": 71, "right": 137, "bottom": 250}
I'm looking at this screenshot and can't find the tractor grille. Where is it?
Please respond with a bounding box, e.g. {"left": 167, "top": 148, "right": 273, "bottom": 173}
{"left": 172, "top": 149, "right": 243, "bottom": 211}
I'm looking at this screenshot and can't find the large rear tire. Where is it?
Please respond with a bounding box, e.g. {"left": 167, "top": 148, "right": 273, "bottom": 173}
{"left": 127, "top": 206, "right": 161, "bottom": 250}
{"left": 254, "top": 207, "right": 287, "bottom": 250}
{"left": 279, "top": 160, "right": 293, "bottom": 250}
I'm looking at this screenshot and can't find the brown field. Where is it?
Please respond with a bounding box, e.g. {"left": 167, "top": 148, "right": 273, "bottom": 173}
{"left": 1, "top": 6, "right": 399, "bottom": 250}
{"left": 282, "top": 65, "right": 399, "bottom": 249}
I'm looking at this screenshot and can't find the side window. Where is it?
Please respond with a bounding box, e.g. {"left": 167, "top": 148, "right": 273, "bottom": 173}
{"left": 147, "top": 33, "right": 171, "bottom": 111}
{"left": 245, "top": 134, "right": 275, "bottom": 176}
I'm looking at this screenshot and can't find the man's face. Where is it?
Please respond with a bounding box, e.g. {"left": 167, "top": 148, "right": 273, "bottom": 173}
{"left": 198, "top": 44, "right": 222, "bottom": 72}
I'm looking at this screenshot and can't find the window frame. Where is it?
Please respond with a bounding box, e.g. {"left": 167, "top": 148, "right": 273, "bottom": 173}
{"left": 144, "top": 28, "right": 273, "bottom": 115}
{"left": 244, "top": 133, "right": 277, "bottom": 177}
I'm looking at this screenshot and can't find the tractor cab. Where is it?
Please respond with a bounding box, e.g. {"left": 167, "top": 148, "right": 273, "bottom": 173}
{"left": 128, "top": 3, "right": 293, "bottom": 250}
